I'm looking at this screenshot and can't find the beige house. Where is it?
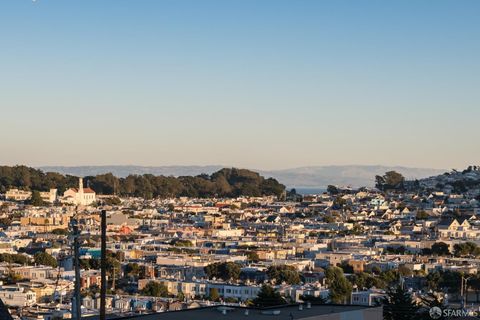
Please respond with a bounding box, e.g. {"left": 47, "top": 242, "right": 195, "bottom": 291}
{"left": 5, "top": 189, "right": 32, "bottom": 201}
{"left": 438, "top": 219, "right": 480, "bottom": 239}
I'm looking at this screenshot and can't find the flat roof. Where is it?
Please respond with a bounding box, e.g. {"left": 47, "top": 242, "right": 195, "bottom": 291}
{"left": 85, "top": 304, "right": 381, "bottom": 320}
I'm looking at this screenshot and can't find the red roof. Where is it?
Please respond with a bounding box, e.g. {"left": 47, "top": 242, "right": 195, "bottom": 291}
{"left": 66, "top": 188, "right": 95, "bottom": 194}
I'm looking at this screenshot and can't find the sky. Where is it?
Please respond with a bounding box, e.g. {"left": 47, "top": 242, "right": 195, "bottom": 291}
{"left": 0, "top": 0, "right": 479, "bottom": 170}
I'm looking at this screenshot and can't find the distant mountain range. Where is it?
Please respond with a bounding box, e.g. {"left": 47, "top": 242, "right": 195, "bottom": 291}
{"left": 38, "top": 165, "right": 445, "bottom": 189}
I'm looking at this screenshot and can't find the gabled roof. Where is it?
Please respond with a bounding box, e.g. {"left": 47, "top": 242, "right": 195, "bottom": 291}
{"left": 437, "top": 218, "right": 456, "bottom": 227}
{"left": 83, "top": 188, "right": 95, "bottom": 194}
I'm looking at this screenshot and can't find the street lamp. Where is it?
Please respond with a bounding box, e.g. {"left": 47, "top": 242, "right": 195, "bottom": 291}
{"left": 461, "top": 275, "right": 472, "bottom": 309}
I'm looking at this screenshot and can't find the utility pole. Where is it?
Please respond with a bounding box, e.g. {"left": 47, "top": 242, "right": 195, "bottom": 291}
{"left": 461, "top": 276, "right": 471, "bottom": 309}
{"left": 71, "top": 218, "right": 82, "bottom": 320}
{"left": 100, "top": 209, "right": 107, "bottom": 320}
{"left": 112, "top": 264, "right": 116, "bottom": 292}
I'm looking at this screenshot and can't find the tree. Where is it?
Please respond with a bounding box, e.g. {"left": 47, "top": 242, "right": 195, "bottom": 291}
{"left": 29, "top": 190, "right": 46, "bottom": 206}
{"left": 431, "top": 242, "right": 450, "bottom": 256}
{"left": 253, "top": 285, "right": 286, "bottom": 307}
{"left": 325, "top": 266, "right": 352, "bottom": 304}
{"left": 0, "top": 165, "right": 286, "bottom": 199}
{"left": 383, "top": 285, "right": 419, "bottom": 320}
{"left": 172, "top": 239, "right": 193, "bottom": 247}
{"left": 416, "top": 210, "right": 429, "bottom": 220}
{"left": 300, "top": 294, "right": 327, "bottom": 304}
{"left": 453, "top": 242, "right": 480, "bottom": 257}
{"left": 469, "top": 274, "right": 480, "bottom": 303}
{"left": 327, "top": 185, "right": 339, "bottom": 195}
{"left": 0, "top": 217, "right": 13, "bottom": 227}
{"left": 386, "top": 246, "right": 406, "bottom": 255}
{"left": 332, "top": 196, "right": 347, "bottom": 209}
{"left": 417, "top": 293, "right": 445, "bottom": 320}
{"left": 348, "top": 272, "right": 386, "bottom": 290}
{"left": 267, "top": 265, "right": 301, "bottom": 285}
{"left": 209, "top": 288, "right": 220, "bottom": 301}
{"left": 125, "top": 262, "right": 141, "bottom": 278}
{"left": 204, "top": 262, "right": 241, "bottom": 281}
{"left": 177, "top": 291, "right": 185, "bottom": 301}
{"left": 375, "top": 171, "right": 405, "bottom": 191}
{"left": 397, "top": 265, "right": 412, "bottom": 277}
{"left": 106, "top": 255, "right": 122, "bottom": 277}
{"left": 34, "top": 252, "right": 57, "bottom": 268}
{"left": 141, "top": 281, "right": 168, "bottom": 297}
{"left": 0, "top": 253, "right": 30, "bottom": 265}
{"left": 51, "top": 228, "right": 69, "bottom": 236}
{"left": 437, "top": 271, "right": 461, "bottom": 295}
{"left": 247, "top": 251, "right": 260, "bottom": 262}
{"left": 102, "top": 196, "right": 121, "bottom": 206}
{"left": 339, "top": 261, "right": 354, "bottom": 274}
{"left": 380, "top": 270, "right": 400, "bottom": 286}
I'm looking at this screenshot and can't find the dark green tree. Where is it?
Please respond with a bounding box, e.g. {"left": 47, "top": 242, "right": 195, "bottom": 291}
{"left": 34, "top": 252, "right": 57, "bottom": 268}
{"left": 247, "top": 251, "right": 260, "bottom": 262}
{"left": 327, "top": 185, "right": 339, "bottom": 195}
{"left": 383, "top": 285, "right": 419, "bottom": 320}
{"left": 267, "top": 265, "right": 301, "bottom": 285}
{"left": 416, "top": 211, "right": 429, "bottom": 220}
{"left": 141, "top": 281, "right": 168, "bottom": 297}
{"left": 375, "top": 171, "right": 405, "bottom": 191}
{"left": 253, "top": 285, "right": 286, "bottom": 307}
{"left": 204, "top": 262, "right": 241, "bottom": 281}
{"left": 125, "top": 262, "right": 141, "bottom": 278}
{"left": 431, "top": 242, "right": 450, "bottom": 256}
{"left": 453, "top": 242, "right": 480, "bottom": 257}
{"left": 29, "top": 190, "right": 46, "bottom": 206}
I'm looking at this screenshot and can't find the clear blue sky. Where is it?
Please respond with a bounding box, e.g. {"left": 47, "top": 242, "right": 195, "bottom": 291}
{"left": 1, "top": 0, "right": 479, "bottom": 170}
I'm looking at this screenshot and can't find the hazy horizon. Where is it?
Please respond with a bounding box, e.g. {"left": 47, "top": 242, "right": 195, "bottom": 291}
{"left": 2, "top": 162, "right": 452, "bottom": 172}
{"left": 1, "top": 0, "right": 479, "bottom": 169}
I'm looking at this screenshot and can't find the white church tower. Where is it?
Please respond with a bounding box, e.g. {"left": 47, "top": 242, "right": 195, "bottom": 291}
{"left": 78, "top": 177, "right": 85, "bottom": 205}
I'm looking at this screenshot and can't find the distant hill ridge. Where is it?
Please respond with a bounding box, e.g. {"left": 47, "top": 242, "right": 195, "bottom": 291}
{"left": 38, "top": 165, "right": 445, "bottom": 188}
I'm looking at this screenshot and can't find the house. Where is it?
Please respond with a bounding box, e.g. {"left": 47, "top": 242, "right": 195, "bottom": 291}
{"left": 351, "top": 289, "right": 386, "bottom": 306}
{"left": 5, "top": 189, "right": 32, "bottom": 201}
{"left": 437, "top": 218, "right": 480, "bottom": 239}
{"left": 39, "top": 189, "right": 57, "bottom": 203}
{"left": 0, "top": 284, "right": 36, "bottom": 307}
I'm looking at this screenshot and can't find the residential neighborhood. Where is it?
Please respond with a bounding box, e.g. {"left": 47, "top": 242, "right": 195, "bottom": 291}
{"left": 0, "top": 166, "right": 479, "bottom": 319}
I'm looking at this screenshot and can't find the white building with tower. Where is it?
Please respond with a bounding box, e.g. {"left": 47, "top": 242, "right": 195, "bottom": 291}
{"left": 63, "top": 178, "right": 96, "bottom": 206}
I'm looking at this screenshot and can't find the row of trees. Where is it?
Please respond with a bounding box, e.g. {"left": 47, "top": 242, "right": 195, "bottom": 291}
{"left": 0, "top": 166, "right": 285, "bottom": 199}
{"left": 421, "top": 241, "right": 480, "bottom": 258}
{"left": 0, "top": 252, "right": 57, "bottom": 268}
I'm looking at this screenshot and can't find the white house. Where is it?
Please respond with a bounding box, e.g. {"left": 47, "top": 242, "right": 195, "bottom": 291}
{"left": 351, "top": 289, "right": 386, "bottom": 306}
{"left": 0, "top": 284, "right": 36, "bottom": 307}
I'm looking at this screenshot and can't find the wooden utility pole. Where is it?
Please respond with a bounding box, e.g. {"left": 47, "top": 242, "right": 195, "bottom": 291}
{"left": 100, "top": 210, "right": 107, "bottom": 320}
{"left": 72, "top": 219, "right": 82, "bottom": 320}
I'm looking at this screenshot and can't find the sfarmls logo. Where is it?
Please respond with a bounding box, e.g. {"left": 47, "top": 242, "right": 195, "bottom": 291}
{"left": 429, "top": 307, "right": 478, "bottom": 319}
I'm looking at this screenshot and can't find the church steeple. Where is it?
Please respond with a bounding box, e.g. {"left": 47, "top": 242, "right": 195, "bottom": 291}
{"left": 78, "top": 177, "right": 84, "bottom": 205}
{"left": 79, "top": 177, "right": 84, "bottom": 192}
